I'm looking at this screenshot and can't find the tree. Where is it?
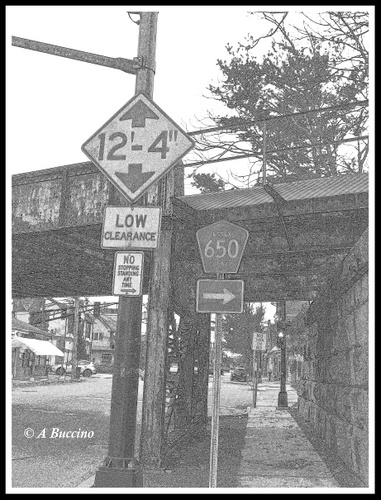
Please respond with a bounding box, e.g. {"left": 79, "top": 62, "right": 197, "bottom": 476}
{"left": 284, "top": 303, "right": 310, "bottom": 357}
{"left": 223, "top": 303, "right": 266, "bottom": 375}
{"left": 188, "top": 11, "right": 369, "bottom": 188}
{"left": 190, "top": 172, "right": 226, "bottom": 193}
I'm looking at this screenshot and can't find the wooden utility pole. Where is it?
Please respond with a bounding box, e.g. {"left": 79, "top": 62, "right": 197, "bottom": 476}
{"left": 41, "top": 298, "right": 47, "bottom": 331}
{"left": 139, "top": 224, "right": 174, "bottom": 467}
{"left": 136, "top": 11, "right": 179, "bottom": 468}
{"left": 62, "top": 312, "right": 68, "bottom": 369}
{"left": 277, "top": 300, "right": 288, "bottom": 409}
{"left": 71, "top": 297, "right": 80, "bottom": 380}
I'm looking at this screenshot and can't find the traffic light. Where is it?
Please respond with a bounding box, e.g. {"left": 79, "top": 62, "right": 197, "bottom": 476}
{"left": 276, "top": 320, "right": 286, "bottom": 331}
{"left": 276, "top": 332, "right": 285, "bottom": 349}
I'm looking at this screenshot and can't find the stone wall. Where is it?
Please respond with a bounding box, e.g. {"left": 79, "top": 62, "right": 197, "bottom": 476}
{"left": 296, "top": 229, "right": 368, "bottom": 486}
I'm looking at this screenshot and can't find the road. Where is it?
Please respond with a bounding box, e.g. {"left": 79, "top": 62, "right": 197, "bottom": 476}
{"left": 11, "top": 373, "right": 255, "bottom": 488}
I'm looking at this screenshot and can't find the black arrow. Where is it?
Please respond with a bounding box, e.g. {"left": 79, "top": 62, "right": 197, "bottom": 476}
{"left": 119, "top": 100, "right": 159, "bottom": 127}
{"left": 121, "top": 288, "right": 137, "bottom": 294}
{"left": 115, "top": 164, "right": 155, "bottom": 193}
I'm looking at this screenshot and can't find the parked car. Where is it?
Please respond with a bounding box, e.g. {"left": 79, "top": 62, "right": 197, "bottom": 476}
{"left": 230, "top": 366, "right": 247, "bottom": 382}
{"left": 51, "top": 360, "right": 96, "bottom": 377}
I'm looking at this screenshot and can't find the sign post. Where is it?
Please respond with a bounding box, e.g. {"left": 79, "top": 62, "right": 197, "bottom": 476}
{"left": 252, "top": 332, "right": 266, "bottom": 408}
{"left": 196, "top": 219, "right": 249, "bottom": 488}
{"left": 252, "top": 349, "right": 258, "bottom": 408}
{"left": 209, "top": 273, "right": 224, "bottom": 489}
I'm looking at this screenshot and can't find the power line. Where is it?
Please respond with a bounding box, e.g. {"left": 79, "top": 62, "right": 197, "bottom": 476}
{"left": 31, "top": 301, "right": 119, "bottom": 324}
{"left": 183, "top": 134, "right": 369, "bottom": 169}
{"left": 187, "top": 100, "right": 368, "bottom": 137}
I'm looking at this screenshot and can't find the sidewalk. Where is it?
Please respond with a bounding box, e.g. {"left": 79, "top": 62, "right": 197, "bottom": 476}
{"left": 77, "top": 379, "right": 342, "bottom": 489}
{"left": 237, "top": 380, "right": 340, "bottom": 488}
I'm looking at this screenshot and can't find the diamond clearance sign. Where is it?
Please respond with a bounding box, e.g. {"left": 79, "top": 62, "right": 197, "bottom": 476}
{"left": 81, "top": 93, "right": 194, "bottom": 202}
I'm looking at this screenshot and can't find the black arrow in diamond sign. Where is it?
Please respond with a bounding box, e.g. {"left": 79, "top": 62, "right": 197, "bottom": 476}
{"left": 115, "top": 164, "right": 155, "bottom": 193}
{"left": 81, "top": 92, "right": 194, "bottom": 203}
{"left": 119, "top": 100, "right": 159, "bottom": 127}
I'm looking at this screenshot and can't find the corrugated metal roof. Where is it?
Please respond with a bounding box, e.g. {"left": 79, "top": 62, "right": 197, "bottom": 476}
{"left": 179, "top": 174, "right": 368, "bottom": 211}
{"left": 275, "top": 174, "right": 368, "bottom": 201}
{"left": 179, "top": 184, "right": 272, "bottom": 211}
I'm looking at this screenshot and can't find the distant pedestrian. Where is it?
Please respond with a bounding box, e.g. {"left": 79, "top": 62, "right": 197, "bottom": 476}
{"left": 268, "top": 369, "right": 272, "bottom": 381}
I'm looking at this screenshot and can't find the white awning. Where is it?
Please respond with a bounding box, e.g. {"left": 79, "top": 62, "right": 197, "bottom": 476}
{"left": 12, "top": 337, "right": 64, "bottom": 356}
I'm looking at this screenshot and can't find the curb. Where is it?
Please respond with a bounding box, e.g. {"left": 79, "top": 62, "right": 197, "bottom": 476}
{"left": 77, "top": 475, "right": 96, "bottom": 488}
{"left": 12, "top": 378, "right": 86, "bottom": 388}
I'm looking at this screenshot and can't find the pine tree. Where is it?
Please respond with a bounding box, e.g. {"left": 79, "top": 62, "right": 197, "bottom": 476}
{"left": 189, "top": 11, "right": 368, "bottom": 188}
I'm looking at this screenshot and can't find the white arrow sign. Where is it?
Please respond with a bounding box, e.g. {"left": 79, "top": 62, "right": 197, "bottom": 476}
{"left": 203, "top": 289, "right": 236, "bottom": 304}
{"left": 81, "top": 93, "right": 194, "bottom": 203}
{"left": 196, "top": 279, "right": 244, "bottom": 314}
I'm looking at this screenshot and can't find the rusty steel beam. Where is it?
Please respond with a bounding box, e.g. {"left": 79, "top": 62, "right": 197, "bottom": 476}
{"left": 12, "top": 36, "right": 140, "bottom": 75}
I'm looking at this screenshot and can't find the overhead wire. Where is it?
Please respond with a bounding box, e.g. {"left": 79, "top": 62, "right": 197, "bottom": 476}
{"left": 183, "top": 99, "right": 369, "bottom": 168}
{"left": 186, "top": 99, "right": 368, "bottom": 137}
{"left": 183, "top": 134, "right": 369, "bottom": 169}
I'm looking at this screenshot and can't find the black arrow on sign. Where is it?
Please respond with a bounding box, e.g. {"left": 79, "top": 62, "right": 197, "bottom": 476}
{"left": 119, "top": 100, "right": 159, "bottom": 127}
{"left": 115, "top": 164, "right": 155, "bottom": 193}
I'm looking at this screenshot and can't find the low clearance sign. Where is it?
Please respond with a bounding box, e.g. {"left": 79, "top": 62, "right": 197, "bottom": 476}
{"left": 102, "top": 206, "right": 162, "bottom": 249}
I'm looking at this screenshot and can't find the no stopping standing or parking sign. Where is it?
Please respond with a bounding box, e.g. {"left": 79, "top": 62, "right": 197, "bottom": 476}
{"left": 112, "top": 251, "right": 144, "bottom": 296}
